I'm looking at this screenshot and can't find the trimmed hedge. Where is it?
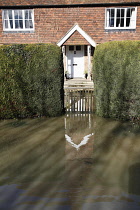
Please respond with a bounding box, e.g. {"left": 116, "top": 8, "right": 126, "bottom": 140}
{"left": 0, "top": 44, "right": 64, "bottom": 119}
{"left": 93, "top": 41, "right": 140, "bottom": 122}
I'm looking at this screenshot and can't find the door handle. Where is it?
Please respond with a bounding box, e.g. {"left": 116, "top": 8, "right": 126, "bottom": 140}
{"left": 73, "top": 64, "right": 77, "bottom": 66}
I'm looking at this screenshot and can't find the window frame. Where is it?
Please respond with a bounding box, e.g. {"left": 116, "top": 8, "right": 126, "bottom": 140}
{"left": 2, "top": 9, "right": 34, "bottom": 32}
{"left": 105, "top": 7, "right": 137, "bottom": 30}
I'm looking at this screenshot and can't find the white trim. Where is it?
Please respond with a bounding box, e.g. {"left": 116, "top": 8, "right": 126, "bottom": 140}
{"left": 57, "top": 24, "right": 96, "bottom": 47}
{"left": 2, "top": 9, "right": 35, "bottom": 32}
{"left": 105, "top": 7, "right": 137, "bottom": 30}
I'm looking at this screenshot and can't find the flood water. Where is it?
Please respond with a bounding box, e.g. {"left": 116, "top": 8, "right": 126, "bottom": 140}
{"left": 0, "top": 114, "right": 140, "bottom": 210}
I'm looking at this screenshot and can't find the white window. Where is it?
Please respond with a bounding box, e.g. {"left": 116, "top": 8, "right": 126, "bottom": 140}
{"left": 105, "top": 7, "right": 137, "bottom": 29}
{"left": 2, "top": 9, "right": 34, "bottom": 31}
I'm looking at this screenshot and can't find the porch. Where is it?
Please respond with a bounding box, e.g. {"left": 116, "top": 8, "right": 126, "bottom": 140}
{"left": 57, "top": 24, "right": 96, "bottom": 80}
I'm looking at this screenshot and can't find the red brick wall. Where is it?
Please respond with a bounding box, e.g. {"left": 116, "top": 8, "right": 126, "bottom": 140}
{"left": 0, "top": 6, "right": 140, "bottom": 45}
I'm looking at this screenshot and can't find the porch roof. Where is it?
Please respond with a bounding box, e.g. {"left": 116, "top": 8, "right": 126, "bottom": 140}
{"left": 63, "top": 31, "right": 90, "bottom": 46}
{"left": 0, "top": 0, "right": 139, "bottom": 7}
{"left": 57, "top": 24, "right": 96, "bottom": 47}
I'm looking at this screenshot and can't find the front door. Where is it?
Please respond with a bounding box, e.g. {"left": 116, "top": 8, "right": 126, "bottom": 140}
{"left": 67, "top": 45, "right": 84, "bottom": 78}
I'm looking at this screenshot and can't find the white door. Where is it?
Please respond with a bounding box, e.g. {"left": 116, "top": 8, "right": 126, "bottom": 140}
{"left": 67, "top": 45, "right": 84, "bottom": 78}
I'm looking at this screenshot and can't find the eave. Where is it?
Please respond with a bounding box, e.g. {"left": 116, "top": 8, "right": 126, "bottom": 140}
{"left": 0, "top": 2, "right": 140, "bottom": 9}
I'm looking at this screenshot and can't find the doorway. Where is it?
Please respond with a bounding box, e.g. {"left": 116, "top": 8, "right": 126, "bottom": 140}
{"left": 66, "top": 45, "right": 84, "bottom": 78}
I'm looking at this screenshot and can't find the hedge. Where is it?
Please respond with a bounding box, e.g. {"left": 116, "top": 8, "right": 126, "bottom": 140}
{"left": 93, "top": 41, "right": 140, "bottom": 122}
{"left": 0, "top": 44, "right": 64, "bottom": 119}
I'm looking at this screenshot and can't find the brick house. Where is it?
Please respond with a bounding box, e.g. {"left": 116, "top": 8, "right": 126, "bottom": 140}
{"left": 0, "top": 1, "right": 140, "bottom": 79}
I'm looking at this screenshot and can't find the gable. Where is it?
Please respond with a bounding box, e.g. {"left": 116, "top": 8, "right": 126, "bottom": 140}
{"left": 63, "top": 31, "right": 90, "bottom": 45}
{"left": 57, "top": 24, "right": 96, "bottom": 47}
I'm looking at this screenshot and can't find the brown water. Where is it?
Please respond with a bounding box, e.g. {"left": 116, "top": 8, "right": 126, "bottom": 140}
{"left": 0, "top": 114, "right": 140, "bottom": 210}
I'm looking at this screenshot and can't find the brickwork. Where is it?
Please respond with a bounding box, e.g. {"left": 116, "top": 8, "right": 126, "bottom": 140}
{"left": 0, "top": 6, "right": 140, "bottom": 45}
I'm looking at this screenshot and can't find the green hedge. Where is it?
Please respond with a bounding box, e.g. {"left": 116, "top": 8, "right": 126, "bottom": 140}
{"left": 0, "top": 44, "right": 64, "bottom": 119}
{"left": 93, "top": 41, "right": 140, "bottom": 122}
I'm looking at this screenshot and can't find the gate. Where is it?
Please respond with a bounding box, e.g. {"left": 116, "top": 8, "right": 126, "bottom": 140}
{"left": 64, "top": 88, "right": 94, "bottom": 113}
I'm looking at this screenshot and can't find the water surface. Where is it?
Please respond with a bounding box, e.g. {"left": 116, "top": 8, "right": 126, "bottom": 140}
{"left": 0, "top": 114, "right": 140, "bottom": 210}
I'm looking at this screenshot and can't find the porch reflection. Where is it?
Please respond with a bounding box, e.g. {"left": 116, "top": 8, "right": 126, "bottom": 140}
{"left": 65, "top": 114, "right": 94, "bottom": 160}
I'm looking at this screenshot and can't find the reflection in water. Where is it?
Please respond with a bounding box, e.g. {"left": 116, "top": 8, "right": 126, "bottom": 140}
{"left": 0, "top": 114, "right": 140, "bottom": 209}
{"left": 65, "top": 133, "right": 94, "bottom": 150}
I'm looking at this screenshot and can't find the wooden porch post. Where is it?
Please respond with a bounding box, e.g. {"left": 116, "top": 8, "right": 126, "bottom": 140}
{"left": 62, "top": 46, "right": 66, "bottom": 80}
{"left": 87, "top": 45, "right": 91, "bottom": 80}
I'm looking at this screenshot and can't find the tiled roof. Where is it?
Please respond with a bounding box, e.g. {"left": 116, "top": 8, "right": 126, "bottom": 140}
{"left": 0, "top": 0, "right": 139, "bottom": 7}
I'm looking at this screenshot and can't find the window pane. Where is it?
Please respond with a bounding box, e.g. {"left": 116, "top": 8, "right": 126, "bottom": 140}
{"left": 29, "top": 11, "right": 32, "bottom": 19}
{"left": 4, "top": 20, "right": 8, "bottom": 28}
{"left": 127, "top": 8, "right": 131, "bottom": 17}
{"left": 126, "top": 8, "right": 131, "bottom": 27}
{"left": 69, "top": 46, "right": 74, "bottom": 51}
{"left": 126, "top": 18, "right": 130, "bottom": 27}
{"left": 116, "top": 9, "right": 120, "bottom": 27}
{"left": 3, "top": 10, "right": 13, "bottom": 29}
{"left": 25, "top": 10, "right": 33, "bottom": 29}
{"left": 10, "top": 20, "right": 13, "bottom": 29}
{"left": 130, "top": 8, "right": 136, "bottom": 27}
{"left": 25, "top": 20, "right": 33, "bottom": 28}
{"left": 109, "top": 9, "right": 115, "bottom": 27}
{"left": 120, "top": 18, "right": 124, "bottom": 27}
{"left": 25, "top": 10, "right": 29, "bottom": 19}
{"left": 25, "top": 10, "right": 32, "bottom": 20}
{"left": 111, "top": 9, "right": 115, "bottom": 18}
{"left": 4, "top": 10, "right": 8, "bottom": 19}
{"left": 120, "top": 9, "right": 125, "bottom": 27}
{"left": 14, "top": 10, "right": 18, "bottom": 19}
{"left": 19, "top": 20, "right": 23, "bottom": 28}
{"left": 76, "top": 45, "right": 81, "bottom": 51}
{"left": 15, "top": 20, "right": 19, "bottom": 28}
{"left": 29, "top": 20, "right": 33, "bottom": 28}
{"left": 116, "top": 9, "right": 125, "bottom": 27}
{"left": 121, "top": 9, "right": 125, "bottom": 18}
{"left": 14, "top": 10, "right": 23, "bottom": 29}
{"left": 8, "top": 10, "right": 12, "bottom": 19}
{"left": 130, "top": 8, "right": 135, "bottom": 20}
{"left": 25, "top": 20, "right": 29, "bottom": 28}
{"left": 19, "top": 10, "right": 22, "bottom": 19}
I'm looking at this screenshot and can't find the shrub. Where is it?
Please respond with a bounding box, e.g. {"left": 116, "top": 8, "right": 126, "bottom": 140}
{"left": 93, "top": 41, "right": 140, "bottom": 122}
{"left": 0, "top": 44, "right": 64, "bottom": 119}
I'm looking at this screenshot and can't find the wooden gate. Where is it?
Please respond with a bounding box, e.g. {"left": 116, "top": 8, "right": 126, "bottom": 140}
{"left": 64, "top": 88, "right": 94, "bottom": 113}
